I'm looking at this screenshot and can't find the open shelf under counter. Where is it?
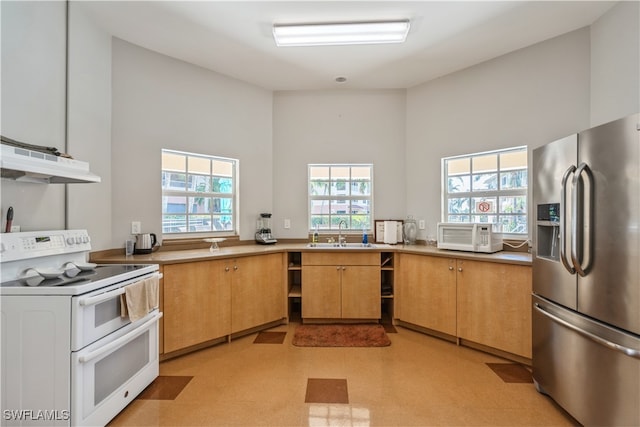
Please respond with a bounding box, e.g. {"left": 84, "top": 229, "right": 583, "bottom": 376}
{"left": 288, "top": 285, "right": 301, "bottom": 298}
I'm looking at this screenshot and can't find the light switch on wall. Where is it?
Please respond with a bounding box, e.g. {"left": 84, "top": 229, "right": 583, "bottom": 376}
{"left": 419, "top": 220, "right": 425, "bottom": 230}
{"left": 284, "top": 219, "right": 291, "bottom": 229}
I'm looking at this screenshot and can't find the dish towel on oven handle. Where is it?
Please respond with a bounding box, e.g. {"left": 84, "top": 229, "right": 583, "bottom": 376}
{"left": 120, "top": 275, "right": 159, "bottom": 322}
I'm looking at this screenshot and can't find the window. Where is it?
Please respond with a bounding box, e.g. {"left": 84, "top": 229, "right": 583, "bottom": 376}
{"left": 161, "top": 149, "right": 238, "bottom": 235}
{"left": 442, "top": 146, "right": 527, "bottom": 235}
{"left": 308, "top": 164, "right": 373, "bottom": 231}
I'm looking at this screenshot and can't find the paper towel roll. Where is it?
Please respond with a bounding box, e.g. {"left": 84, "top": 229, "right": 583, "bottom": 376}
{"left": 384, "top": 221, "right": 398, "bottom": 244}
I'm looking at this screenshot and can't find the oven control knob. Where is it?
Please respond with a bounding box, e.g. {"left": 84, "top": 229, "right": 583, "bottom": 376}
{"left": 75, "top": 236, "right": 82, "bottom": 244}
{"left": 82, "top": 236, "right": 89, "bottom": 243}
{"left": 66, "top": 237, "right": 75, "bottom": 245}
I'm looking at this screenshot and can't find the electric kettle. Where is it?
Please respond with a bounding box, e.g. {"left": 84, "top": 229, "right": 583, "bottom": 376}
{"left": 134, "top": 233, "right": 158, "bottom": 254}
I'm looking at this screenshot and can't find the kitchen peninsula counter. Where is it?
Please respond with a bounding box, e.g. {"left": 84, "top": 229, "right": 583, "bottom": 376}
{"left": 90, "top": 241, "right": 532, "bottom": 363}
{"left": 91, "top": 242, "right": 531, "bottom": 266}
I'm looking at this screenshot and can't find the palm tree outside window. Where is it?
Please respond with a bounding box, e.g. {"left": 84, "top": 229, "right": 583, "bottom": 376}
{"left": 161, "top": 149, "right": 238, "bottom": 235}
{"left": 442, "top": 146, "right": 527, "bottom": 235}
{"left": 308, "top": 164, "right": 373, "bottom": 233}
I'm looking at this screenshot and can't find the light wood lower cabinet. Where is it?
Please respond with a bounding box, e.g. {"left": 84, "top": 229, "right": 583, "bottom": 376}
{"left": 395, "top": 253, "right": 456, "bottom": 336}
{"left": 395, "top": 253, "right": 532, "bottom": 359}
{"left": 162, "top": 253, "right": 285, "bottom": 354}
{"left": 163, "top": 259, "right": 231, "bottom": 353}
{"left": 302, "top": 252, "right": 380, "bottom": 320}
{"left": 231, "top": 253, "right": 284, "bottom": 334}
{"left": 456, "top": 259, "right": 532, "bottom": 359}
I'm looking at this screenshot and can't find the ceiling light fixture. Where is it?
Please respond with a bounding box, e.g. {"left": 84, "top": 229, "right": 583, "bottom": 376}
{"left": 272, "top": 20, "right": 410, "bottom": 47}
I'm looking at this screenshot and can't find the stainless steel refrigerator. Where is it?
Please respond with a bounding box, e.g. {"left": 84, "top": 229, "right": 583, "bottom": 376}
{"left": 532, "top": 113, "right": 639, "bottom": 426}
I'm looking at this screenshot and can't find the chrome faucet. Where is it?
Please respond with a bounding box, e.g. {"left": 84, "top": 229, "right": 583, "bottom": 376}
{"left": 338, "top": 220, "right": 348, "bottom": 246}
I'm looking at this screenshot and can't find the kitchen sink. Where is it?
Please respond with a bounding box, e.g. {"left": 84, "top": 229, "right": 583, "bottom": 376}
{"left": 306, "top": 242, "right": 377, "bottom": 249}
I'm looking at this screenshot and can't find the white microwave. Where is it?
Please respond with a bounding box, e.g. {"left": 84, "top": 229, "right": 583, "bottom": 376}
{"left": 437, "top": 222, "right": 503, "bottom": 253}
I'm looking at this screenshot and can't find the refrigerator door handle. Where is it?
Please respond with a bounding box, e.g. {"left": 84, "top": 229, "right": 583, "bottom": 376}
{"left": 534, "top": 302, "right": 640, "bottom": 359}
{"left": 571, "top": 162, "right": 594, "bottom": 277}
{"left": 560, "top": 165, "right": 577, "bottom": 274}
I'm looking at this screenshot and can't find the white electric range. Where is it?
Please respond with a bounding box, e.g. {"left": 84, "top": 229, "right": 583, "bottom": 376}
{"left": 0, "top": 229, "right": 161, "bottom": 426}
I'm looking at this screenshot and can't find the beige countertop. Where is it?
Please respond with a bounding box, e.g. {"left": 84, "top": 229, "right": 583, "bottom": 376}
{"left": 91, "top": 242, "right": 531, "bottom": 266}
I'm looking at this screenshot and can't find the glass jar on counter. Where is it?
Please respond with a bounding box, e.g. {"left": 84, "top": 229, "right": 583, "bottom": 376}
{"left": 403, "top": 216, "right": 417, "bottom": 245}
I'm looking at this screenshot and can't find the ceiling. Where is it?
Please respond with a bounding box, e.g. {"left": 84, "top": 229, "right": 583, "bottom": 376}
{"left": 78, "top": 1, "right": 617, "bottom": 91}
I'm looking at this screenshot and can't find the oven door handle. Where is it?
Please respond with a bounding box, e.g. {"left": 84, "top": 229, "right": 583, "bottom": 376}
{"left": 78, "top": 312, "right": 163, "bottom": 363}
{"left": 78, "top": 273, "right": 163, "bottom": 307}
{"left": 79, "top": 287, "right": 125, "bottom": 307}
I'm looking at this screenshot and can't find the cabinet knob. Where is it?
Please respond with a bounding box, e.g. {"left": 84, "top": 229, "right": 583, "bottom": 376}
{"left": 449, "top": 266, "right": 454, "bottom": 271}
{"left": 225, "top": 267, "right": 230, "bottom": 272}
{"left": 342, "top": 266, "right": 346, "bottom": 270}
{"left": 458, "top": 267, "right": 463, "bottom": 272}
{"left": 234, "top": 265, "right": 239, "bottom": 271}
{"left": 336, "top": 266, "right": 341, "bottom": 270}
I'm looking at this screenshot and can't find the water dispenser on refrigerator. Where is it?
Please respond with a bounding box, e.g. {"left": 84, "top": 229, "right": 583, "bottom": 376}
{"left": 536, "top": 203, "right": 560, "bottom": 260}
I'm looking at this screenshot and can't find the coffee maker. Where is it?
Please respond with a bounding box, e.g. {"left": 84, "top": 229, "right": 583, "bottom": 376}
{"left": 255, "top": 213, "right": 277, "bottom": 244}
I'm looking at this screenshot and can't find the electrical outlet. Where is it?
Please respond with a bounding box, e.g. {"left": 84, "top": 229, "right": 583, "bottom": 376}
{"left": 284, "top": 219, "right": 291, "bottom": 229}
{"left": 10, "top": 225, "right": 20, "bottom": 232}
{"left": 419, "top": 220, "right": 425, "bottom": 230}
{"left": 131, "top": 221, "right": 141, "bottom": 234}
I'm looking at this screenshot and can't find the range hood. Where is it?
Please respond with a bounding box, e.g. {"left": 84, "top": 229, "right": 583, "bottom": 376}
{"left": 1, "top": 144, "right": 101, "bottom": 184}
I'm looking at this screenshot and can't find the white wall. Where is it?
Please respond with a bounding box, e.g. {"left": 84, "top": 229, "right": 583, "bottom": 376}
{"left": 3, "top": 2, "right": 637, "bottom": 249}
{"left": 590, "top": 1, "right": 640, "bottom": 126}
{"left": 0, "top": 1, "right": 67, "bottom": 232}
{"left": 272, "top": 90, "right": 406, "bottom": 239}
{"left": 405, "top": 28, "right": 592, "bottom": 240}
{"left": 110, "top": 39, "right": 273, "bottom": 248}
{"left": 67, "top": 3, "right": 113, "bottom": 250}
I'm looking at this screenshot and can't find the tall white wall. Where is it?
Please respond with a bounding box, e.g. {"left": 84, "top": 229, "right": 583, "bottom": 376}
{"left": 3, "top": 2, "right": 637, "bottom": 249}
{"left": 67, "top": 3, "right": 113, "bottom": 250}
{"left": 110, "top": 39, "right": 273, "bottom": 248}
{"left": 590, "top": 1, "right": 640, "bottom": 126}
{"left": 405, "top": 28, "right": 591, "bottom": 240}
{"left": 272, "top": 90, "right": 406, "bottom": 239}
{"left": 0, "top": 1, "right": 67, "bottom": 232}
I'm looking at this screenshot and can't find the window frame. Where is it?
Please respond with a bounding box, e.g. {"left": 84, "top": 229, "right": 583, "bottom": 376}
{"left": 161, "top": 148, "right": 239, "bottom": 238}
{"left": 308, "top": 164, "right": 374, "bottom": 233}
{"left": 441, "top": 146, "right": 528, "bottom": 238}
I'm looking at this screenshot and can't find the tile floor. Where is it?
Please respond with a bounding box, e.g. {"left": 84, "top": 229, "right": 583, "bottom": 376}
{"left": 108, "top": 322, "right": 577, "bottom": 426}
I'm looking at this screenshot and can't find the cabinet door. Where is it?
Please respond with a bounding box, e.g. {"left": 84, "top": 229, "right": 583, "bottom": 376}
{"left": 163, "top": 260, "right": 231, "bottom": 353}
{"left": 396, "top": 254, "right": 456, "bottom": 336}
{"left": 341, "top": 266, "right": 380, "bottom": 319}
{"left": 456, "top": 260, "right": 532, "bottom": 358}
{"left": 302, "top": 266, "right": 341, "bottom": 318}
{"left": 231, "top": 254, "right": 285, "bottom": 333}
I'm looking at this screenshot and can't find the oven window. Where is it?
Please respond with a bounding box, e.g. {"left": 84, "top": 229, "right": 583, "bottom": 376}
{"left": 94, "top": 332, "right": 149, "bottom": 405}
{"left": 95, "top": 298, "right": 121, "bottom": 328}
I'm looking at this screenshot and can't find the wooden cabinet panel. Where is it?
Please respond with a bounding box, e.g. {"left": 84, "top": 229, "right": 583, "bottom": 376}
{"left": 301, "top": 252, "right": 381, "bottom": 320}
{"left": 456, "top": 260, "right": 532, "bottom": 358}
{"left": 231, "top": 253, "right": 284, "bottom": 333}
{"left": 163, "top": 260, "right": 231, "bottom": 353}
{"left": 396, "top": 254, "right": 456, "bottom": 336}
{"left": 303, "top": 252, "right": 378, "bottom": 266}
{"left": 396, "top": 253, "right": 532, "bottom": 359}
{"left": 163, "top": 253, "right": 285, "bottom": 353}
{"left": 302, "top": 266, "right": 342, "bottom": 318}
{"left": 342, "top": 266, "right": 381, "bottom": 319}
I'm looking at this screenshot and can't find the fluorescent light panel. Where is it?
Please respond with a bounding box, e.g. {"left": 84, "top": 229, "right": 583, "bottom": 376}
{"left": 273, "top": 21, "right": 410, "bottom": 47}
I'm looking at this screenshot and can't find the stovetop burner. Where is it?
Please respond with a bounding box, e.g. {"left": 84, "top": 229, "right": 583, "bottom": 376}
{"left": 21, "top": 274, "right": 93, "bottom": 288}
{"left": 1, "top": 264, "right": 157, "bottom": 296}
{"left": 1, "top": 230, "right": 159, "bottom": 296}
